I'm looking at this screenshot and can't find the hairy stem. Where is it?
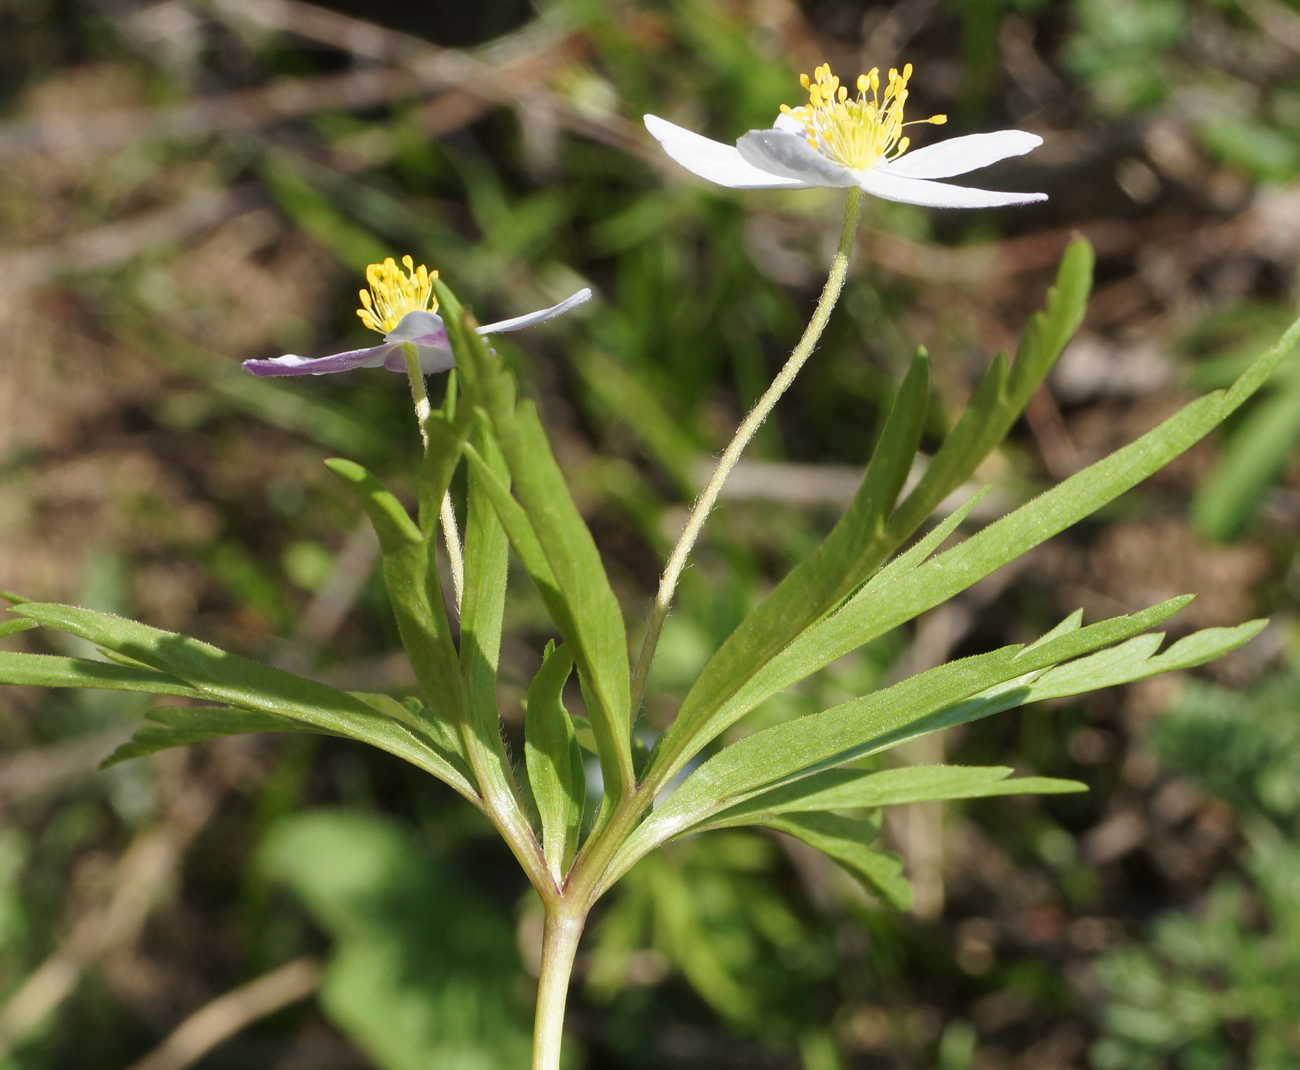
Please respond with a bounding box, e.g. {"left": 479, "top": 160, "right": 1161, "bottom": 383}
{"left": 402, "top": 343, "right": 464, "bottom": 610}
{"left": 629, "top": 187, "right": 865, "bottom": 713}
{"left": 531, "top": 909, "right": 585, "bottom": 1070}
{"left": 439, "top": 492, "right": 465, "bottom": 611}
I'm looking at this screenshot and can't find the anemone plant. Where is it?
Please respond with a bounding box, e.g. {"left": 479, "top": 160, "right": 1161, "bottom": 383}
{"left": 2, "top": 61, "right": 1296, "bottom": 1070}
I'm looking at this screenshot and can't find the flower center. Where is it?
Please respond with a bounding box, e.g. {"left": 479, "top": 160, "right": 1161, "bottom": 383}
{"left": 780, "top": 63, "right": 947, "bottom": 171}
{"left": 357, "top": 255, "right": 438, "bottom": 335}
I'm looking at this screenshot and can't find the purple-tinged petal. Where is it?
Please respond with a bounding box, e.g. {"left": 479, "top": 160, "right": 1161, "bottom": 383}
{"left": 880, "top": 131, "right": 1043, "bottom": 180}
{"left": 242, "top": 343, "right": 395, "bottom": 377}
{"left": 382, "top": 343, "right": 456, "bottom": 375}
{"left": 857, "top": 168, "right": 1048, "bottom": 208}
{"left": 477, "top": 288, "right": 592, "bottom": 335}
{"left": 384, "top": 310, "right": 448, "bottom": 348}
{"left": 736, "top": 129, "right": 858, "bottom": 187}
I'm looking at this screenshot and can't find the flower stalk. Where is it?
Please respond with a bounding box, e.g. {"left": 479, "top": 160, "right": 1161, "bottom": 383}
{"left": 630, "top": 185, "right": 865, "bottom": 713}
{"left": 402, "top": 341, "right": 464, "bottom": 610}
{"left": 532, "top": 908, "right": 586, "bottom": 1070}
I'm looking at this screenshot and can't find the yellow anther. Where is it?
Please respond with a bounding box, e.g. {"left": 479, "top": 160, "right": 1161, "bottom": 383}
{"left": 356, "top": 255, "right": 439, "bottom": 335}
{"left": 782, "top": 61, "right": 944, "bottom": 171}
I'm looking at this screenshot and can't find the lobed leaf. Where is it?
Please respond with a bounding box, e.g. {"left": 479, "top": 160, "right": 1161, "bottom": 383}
{"left": 102, "top": 706, "right": 322, "bottom": 768}
{"left": 762, "top": 812, "right": 911, "bottom": 910}
{"left": 11, "top": 604, "right": 483, "bottom": 805}
{"left": 695, "top": 764, "right": 1085, "bottom": 833}
{"left": 681, "top": 305, "right": 1298, "bottom": 742}
{"left": 0, "top": 650, "right": 199, "bottom": 697}
{"left": 888, "top": 236, "right": 1094, "bottom": 535}
{"left": 351, "top": 692, "right": 470, "bottom": 773}
{"left": 601, "top": 600, "right": 1227, "bottom": 890}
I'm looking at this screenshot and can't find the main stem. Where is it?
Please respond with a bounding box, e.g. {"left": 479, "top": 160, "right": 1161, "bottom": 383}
{"left": 628, "top": 187, "right": 864, "bottom": 712}
{"left": 402, "top": 343, "right": 465, "bottom": 610}
{"left": 532, "top": 909, "right": 585, "bottom": 1070}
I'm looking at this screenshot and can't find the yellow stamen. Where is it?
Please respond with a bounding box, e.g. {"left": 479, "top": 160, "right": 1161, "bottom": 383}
{"left": 356, "top": 255, "right": 439, "bottom": 335}
{"left": 780, "top": 62, "right": 947, "bottom": 171}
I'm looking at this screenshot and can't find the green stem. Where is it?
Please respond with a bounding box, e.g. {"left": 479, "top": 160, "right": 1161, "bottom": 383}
{"left": 628, "top": 187, "right": 864, "bottom": 714}
{"left": 532, "top": 908, "right": 585, "bottom": 1070}
{"left": 402, "top": 342, "right": 464, "bottom": 610}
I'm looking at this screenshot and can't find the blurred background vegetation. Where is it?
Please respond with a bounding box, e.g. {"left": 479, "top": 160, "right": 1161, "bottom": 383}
{"left": 1, "top": 0, "right": 1300, "bottom": 1066}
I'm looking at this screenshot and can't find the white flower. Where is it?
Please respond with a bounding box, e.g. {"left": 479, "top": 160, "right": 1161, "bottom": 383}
{"left": 244, "top": 255, "right": 591, "bottom": 377}
{"left": 644, "top": 63, "right": 1046, "bottom": 209}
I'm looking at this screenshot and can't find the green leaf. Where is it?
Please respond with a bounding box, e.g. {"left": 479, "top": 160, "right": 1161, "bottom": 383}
{"left": 525, "top": 642, "right": 586, "bottom": 883}
{"left": 865, "top": 621, "right": 1267, "bottom": 767}
{"left": 102, "top": 706, "right": 321, "bottom": 767}
{"left": 438, "top": 281, "right": 633, "bottom": 802}
{"left": 323, "top": 459, "right": 421, "bottom": 552}
{"left": 11, "top": 604, "right": 482, "bottom": 805}
{"left": 601, "top": 599, "right": 1200, "bottom": 889}
{"left": 650, "top": 348, "right": 932, "bottom": 791}
{"left": 459, "top": 427, "right": 513, "bottom": 747}
{"left": 890, "top": 236, "right": 1094, "bottom": 535}
{"left": 506, "top": 399, "right": 633, "bottom": 800}
{"left": 0, "top": 650, "right": 199, "bottom": 697}
{"left": 1022, "top": 620, "right": 1268, "bottom": 703}
{"left": 857, "top": 487, "right": 988, "bottom": 600}
{"left": 700, "top": 567, "right": 1187, "bottom": 775}
{"left": 0, "top": 591, "right": 31, "bottom": 605}
{"left": 350, "top": 693, "right": 477, "bottom": 795}
{"left": 697, "top": 765, "right": 1086, "bottom": 832}
{"left": 322, "top": 457, "right": 464, "bottom": 730}
{"left": 694, "top": 309, "right": 1299, "bottom": 730}
{"left": 456, "top": 425, "right": 539, "bottom": 857}
{"left": 0, "top": 619, "right": 38, "bottom": 638}
{"left": 762, "top": 812, "right": 911, "bottom": 910}
{"left": 462, "top": 439, "right": 562, "bottom": 609}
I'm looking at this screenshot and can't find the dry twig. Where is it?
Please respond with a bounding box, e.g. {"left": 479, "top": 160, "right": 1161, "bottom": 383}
{"left": 125, "top": 957, "right": 322, "bottom": 1070}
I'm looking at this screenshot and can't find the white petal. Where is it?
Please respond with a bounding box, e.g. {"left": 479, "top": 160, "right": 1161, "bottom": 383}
{"left": 773, "top": 112, "right": 805, "bottom": 135}
{"left": 858, "top": 168, "right": 1048, "bottom": 209}
{"left": 643, "top": 114, "right": 812, "bottom": 189}
{"left": 478, "top": 288, "right": 593, "bottom": 335}
{"left": 736, "top": 129, "right": 858, "bottom": 187}
{"left": 881, "top": 130, "right": 1043, "bottom": 180}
